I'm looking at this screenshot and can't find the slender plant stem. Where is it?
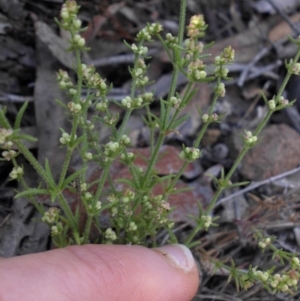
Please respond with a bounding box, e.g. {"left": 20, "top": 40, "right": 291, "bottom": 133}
{"left": 58, "top": 47, "right": 83, "bottom": 188}
{"left": 142, "top": 0, "right": 188, "bottom": 188}
{"left": 58, "top": 115, "right": 79, "bottom": 188}
{"left": 57, "top": 194, "right": 78, "bottom": 230}
{"left": 117, "top": 109, "right": 133, "bottom": 140}
{"left": 185, "top": 48, "right": 300, "bottom": 246}
{"left": 83, "top": 214, "right": 93, "bottom": 243}
{"left": 14, "top": 141, "right": 56, "bottom": 189}
{"left": 141, "top": 133, "right": 165, "bottom": 187}
{"left": 178, "top": 0, "right": 187, "bottom": 47}
{"left": 94, "top": 163, "right": 111, "bottom": 203}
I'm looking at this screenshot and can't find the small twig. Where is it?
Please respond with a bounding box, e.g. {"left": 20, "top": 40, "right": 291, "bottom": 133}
{"left": 214, "top": 166, "right": 300, "bottom": 208}
{"left": 238, "top": 46, "right": 271, "bottom": 87}
{"left": 90, "top": 48, "right": 159, "bottom": 67}
{"left": 0, "top": 94, "right": 33, "bottom": 103}
{"left": 228, "top": 60, "right": 282, "bottom": 85}
{"left": 0, "top": 214, "right": 11, "bottom": 228}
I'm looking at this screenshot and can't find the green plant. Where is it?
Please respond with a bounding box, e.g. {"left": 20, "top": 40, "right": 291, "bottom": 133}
{"left": 1, "top": 0, "right": 300, "bottom": 294}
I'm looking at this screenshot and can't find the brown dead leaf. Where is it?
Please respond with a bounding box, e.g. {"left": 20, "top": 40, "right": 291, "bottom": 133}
{"left": 268, "top": 13, "right": 300, "bottom": 42}
{"left": 82, "top": 2, "right": 125, "bottom": 43}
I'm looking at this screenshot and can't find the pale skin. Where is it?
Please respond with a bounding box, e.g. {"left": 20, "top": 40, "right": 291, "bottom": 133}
{"left": 0, "top": 244, "right": 199, "bottom": 301}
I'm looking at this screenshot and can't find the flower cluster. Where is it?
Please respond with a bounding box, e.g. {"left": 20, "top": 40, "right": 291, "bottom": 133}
{"left": 103, "top": 115, "right": 119, "bottom": 127}
{"left": 215, "top": 82, "right": 226, "bottom": 97}
{"left": 2, "top": 150, "right": 16, "bottom": 161}
{"left": 57, "top": 70, "right": 73, "bottom": 90}
{"left": 88, "top": 201, "right": 102, "bottom": 214}
{"left": 121, "top": 92, "right": 154, "bottom": 109}
{"left": 268, "top": 96, "right": 290, "bottom": 111}
{"left": 60, "top": 0, "right": 81, "bottom": 33}
{"left": 214, "top": 66, "right": 229, "bottom": 78}
{"left": 169, "top": 96, "right": 182, "bottom": 109}
{"left": 82, "top": 64, "right": 107, "bottom": 95}
{"left": 59, "top": 133, "right": 70, "bottom": 145}
{"left": 156, "top": 198, "right": 172, "bottom": 225}
{"left": 140, "top": 195, "right": 173, "bottom": 227}
{"left": 137, "top": 23, "right": 163, "bottom": 41}
{"left": 42, "top": 207, "right": 60, "bottom": 224}
{"left": 215, "top": 46, "right": 235, "bottom": 65}
{"left": 201, "top": 215, "right": 212, "bottom": 230}
{"left": 131, "top": 44, "right": 148, "bottom": 56}
{"left": 187, "top": 15, "right": 207, "bottom": 39}
{"left": 247, "top": 267, "right": 299, "bottom": 293}
{"left": 291, "top": 62, "right": 300, "bottom": 75}
{"left": 179, "top": 146, "right": 201, "bottom": 162}
{"left": 68, "top": 101, "right": 82, "bottom": 114}
{"left": 270, "top": 272, "right": 298, "bottom": 292}
{"left": 72, "top": 34, "right": 85, "bottom": 48}
{"left": 128, "top": 221, "right": 137, "bottom": 231}
{"left": 105, "top": 228, "right": 117, "bottom": 242}
{"left": 9, "top": 166, "right": 23, "bottom": 180}
{"left": 96, "top": 100, "right": 108, "bottom": 111}
{"left": 120, "top": 151, "right": 135, "bottom": 165}
{"left": 202, "top": 113, "right": 219, "bottom": 123}
{"left": 0, "top": 128, "right": 13, "bottom": 145}
{"left": 185, "top": 40, "right": 204, "bottom": 57}
{"left": 51, "top": 222, "right": 63, "bottom": 236}
{"left": 187, "top": 59, "right": 207, "bottom": 81}
{"left": 258, "top": 237, "right": 271, "bottom": 249}
{"left": 120, "top": 134, "right": 131, "bottom": 146}
{"left": 243, "top": 130, "right": 257, "bottom": 146}
{"left": 131, "top": 59, "right": 149, "bottom": 87}
{"left": 103, "top": 141, "right": 121, "bottom": 161}
{"left": 165, "top": 33, "right": 178, "bottom": 49}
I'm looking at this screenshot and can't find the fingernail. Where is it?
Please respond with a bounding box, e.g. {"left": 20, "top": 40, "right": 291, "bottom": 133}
{"left": 155, "top": 244, "right": 195, "bottom": 273}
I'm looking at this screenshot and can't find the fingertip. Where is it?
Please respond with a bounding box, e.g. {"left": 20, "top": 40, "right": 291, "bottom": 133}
{"left": 0, "top": 244, "right": 200, "bottom": 301}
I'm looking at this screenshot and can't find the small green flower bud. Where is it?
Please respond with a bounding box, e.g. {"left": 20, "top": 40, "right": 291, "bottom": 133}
{"left": 198, "top": 70, "right": 206, "bottom": 79}
{"left": 81, "top": 183, "right": 87, "bottom": 191}
{"left": 85, "top": 152, "right": 93, "bottom": 160}
{"left": 202, "top": 114, "right": 209, "bottom": 123}
{"left": 108, "top": 142, "right": 119, "bottom": 151}
{"left": 121, "top": 134, "right": 130, "bottom": 145}
{"left": 69, "top": 88, "right": 77, "bottom": 95}
{"left": 293, "top": 257, "right": 300, "bottom": 266}
{"left": 214, "top": 56, "right": 221, "bottom": 64}
{"left": 280, "top": 284, "right": 289, "bottom": 292}
{"left": 271, "top": 280, "right": 279, "bottom": 288}
{"left": 59, "top": 81, "right": 67, "bottom": 89}
{"left": 77, "top": 37, "right": 85, "bottom": 47}
{"left": 61, "top": 9, "right": 69, "bottom": 20}
{"left": 268, "top": 99, "right": 276, "bottom": 110}
{"left": 111, "top": 207, "right": 118, "bottom": 216}
{"left": 73, "top": 103, "right": 82, "bottom": 113}
{"left": 96, "top": 102, "right": 107, "bottom": 111}
{"left": 84, "top": 192, "right": 92, "bottom": 200}
{"left": 73, "top": 34, "right": 81, "bottom": 42}
{"left": 51, "top": 225, "right": 59, "bottom": 235}
{"left": 100, "top": 81, "right": 107, "bottom": 90}
{"left": 274, "top": 274, "right": 281, "bottom": 281}
{"left": 95, "top": 201, "right": 101, "bottom": 210}
{"left": 73, "top": 19, "right": 82, "bottom": 29}
{"left": 128, "top": 221, "right": 137, "bottom": 231}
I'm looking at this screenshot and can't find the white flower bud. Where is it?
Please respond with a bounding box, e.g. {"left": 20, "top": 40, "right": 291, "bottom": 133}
{"left": 202, "top": 114, "right": 209, "bottom": 122}
{"left": 268, "top": 100, "right": 276, "bottom": 110}
{"left": 85, "top": 152, "right": 93, "bottom": 160}
{"left": 73, "top": 19, "right": 82, "bottom": 29}
{"left": 77, "top": 37, "right": 85, "bottom": 47}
